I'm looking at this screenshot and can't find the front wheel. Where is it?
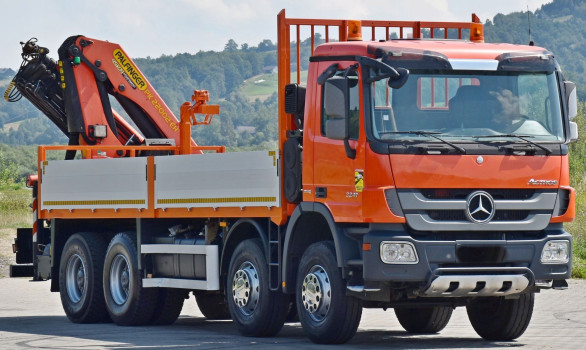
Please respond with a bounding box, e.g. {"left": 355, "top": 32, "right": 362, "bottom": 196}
{"left": 467, "top": 293, "right": 534, "bottom": 341}
{"left": 296, "top": 241, "right": 362, "bottom": 344}
{"left": 394, "top": 306, "right": 453, "bottom": 333}
{"left": 226, "top": 238, "right": 288, "bottom": 337}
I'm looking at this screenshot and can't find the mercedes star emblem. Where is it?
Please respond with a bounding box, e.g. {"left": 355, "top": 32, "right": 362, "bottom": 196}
{"left": 465, "top": 191, "right": 495, "bottom": 224}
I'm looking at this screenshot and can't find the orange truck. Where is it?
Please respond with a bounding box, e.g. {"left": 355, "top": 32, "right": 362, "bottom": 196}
{"left": 7, "top": 10, "right": 578, "bottom": 344}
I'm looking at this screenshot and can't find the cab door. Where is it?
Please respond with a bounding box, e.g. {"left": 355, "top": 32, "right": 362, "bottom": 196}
{"left": 311, "top": 61, "right": 366, "bottom": 222}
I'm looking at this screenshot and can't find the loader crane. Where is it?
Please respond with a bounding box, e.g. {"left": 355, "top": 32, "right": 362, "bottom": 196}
{"left": 5, "top": 36, "right": 212, "bottom": 159}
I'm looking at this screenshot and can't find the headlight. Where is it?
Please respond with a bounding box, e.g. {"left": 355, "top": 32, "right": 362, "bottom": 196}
{"left": 541, "top": 240, "right": 570, "bottom": 264}
{"left": 380, "top": 241, "right": 418, "bottom": 264}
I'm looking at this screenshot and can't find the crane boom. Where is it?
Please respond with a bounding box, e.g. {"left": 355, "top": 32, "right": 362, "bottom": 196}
{"left": 6, "top": 36, "right": 202, "bottom": 158}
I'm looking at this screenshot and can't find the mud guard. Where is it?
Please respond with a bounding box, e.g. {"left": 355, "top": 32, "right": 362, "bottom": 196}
{"left": 281, "top": 202, "right": 359, "bottom": 294}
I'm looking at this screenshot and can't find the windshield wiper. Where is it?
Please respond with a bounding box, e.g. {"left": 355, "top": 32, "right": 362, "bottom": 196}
{"left": 473, "top": 134, "right": 552, "bottom": 155}
{"left": 379, "top": 130, "right": 466, "bottom": 154}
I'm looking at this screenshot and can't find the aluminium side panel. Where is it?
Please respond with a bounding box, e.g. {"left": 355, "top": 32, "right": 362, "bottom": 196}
{"left": 40, "top": 157, "right": 148, "bottom": 210}
{"left": 154, "top": 151, "right": 280, "bottom": 209}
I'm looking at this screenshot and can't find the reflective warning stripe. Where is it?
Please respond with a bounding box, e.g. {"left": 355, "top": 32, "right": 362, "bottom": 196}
{"left": 32, "top": 193, "right": 38, "bottom": 243}
{"left": 43, "top": 199, "right": 145, "bottom": 206}
{"left": 157, "top": 197, "right": 277, "bottom": 205}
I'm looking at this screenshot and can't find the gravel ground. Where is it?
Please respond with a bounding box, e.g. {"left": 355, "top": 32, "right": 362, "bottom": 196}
{"left": 0, "top": 228, "right": 16, "bottom": 278}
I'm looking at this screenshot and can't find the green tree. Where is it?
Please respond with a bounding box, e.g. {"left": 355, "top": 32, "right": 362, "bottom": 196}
{"left": 257, "top": 39, "right": 276, "bottom": 52}
{"left": 0, "top": 150, "right": 19, "bottom": 188}
{"left": 224, "top": 39, "right": 238, "bottom": 52}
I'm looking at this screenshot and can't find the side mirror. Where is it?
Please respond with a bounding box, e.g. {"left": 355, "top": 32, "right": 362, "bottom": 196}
{"left": 324, "top": 76, "right": 349, "bottom": 140}
{"left": 565, "top": 81, "right": 577, "bottom": 120}
{"left": 388, "top": 67, "right": 409, "bottom": 89}
{"left": 569, "top": 121, "right": 579, "bottom": 143}
{"left": 359, "top": 55, "right": 410, "bottom": 89}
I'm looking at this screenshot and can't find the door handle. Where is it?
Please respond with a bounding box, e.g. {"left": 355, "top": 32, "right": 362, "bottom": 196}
{"left": 316, "top": 187, "right": 327, "bottom": 198}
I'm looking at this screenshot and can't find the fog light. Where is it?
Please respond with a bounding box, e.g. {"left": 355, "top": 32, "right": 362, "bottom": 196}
{"left": 380, "top": 241, "right": 418, "bottom": 264}
{"left": 541, "top": 240, "right": 570, "bottom": 264}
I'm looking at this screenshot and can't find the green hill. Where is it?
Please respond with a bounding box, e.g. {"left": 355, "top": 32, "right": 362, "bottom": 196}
{"left": 241, "top": 73, "right": 278, "bottom": 101}
{"left": 240, "top": 71, "right": 309, "bottom": 101}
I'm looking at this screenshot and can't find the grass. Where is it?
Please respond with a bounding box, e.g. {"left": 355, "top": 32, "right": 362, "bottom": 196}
{"left": 0, "top": 185, "right": 30, "bottom": 277}
{"left": 566, "top": 177, "right": 586, "bottom": 278}
{"left": 240, "top": 71, "right": 308, "bottom": 101}
{"left": 0, "top": 186, "right": 31, "bottom": 229}
{"left": 241, "top": 73, "right": 278, "bottom": 99}
{"left": 566, "top": 218, "right": 586, "bottom": 279}
{"left": 567, "top": 103, "right": 586, "bottom": 278}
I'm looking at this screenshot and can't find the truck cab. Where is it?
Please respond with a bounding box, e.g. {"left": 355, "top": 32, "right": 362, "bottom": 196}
{"left": 279, "top": 12, "right": 577, "bottom": 343}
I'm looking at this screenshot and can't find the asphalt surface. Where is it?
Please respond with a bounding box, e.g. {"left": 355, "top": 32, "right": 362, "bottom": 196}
{"left": 0, "top": 277, "right": 584, "bottom": 349}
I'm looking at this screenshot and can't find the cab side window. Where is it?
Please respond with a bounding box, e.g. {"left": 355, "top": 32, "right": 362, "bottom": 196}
{"left": 321, "top": 69, "right": 360, "bottom": 140}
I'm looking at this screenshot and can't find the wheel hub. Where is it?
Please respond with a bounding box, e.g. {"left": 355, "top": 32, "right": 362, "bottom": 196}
{"left": 110, "top": 254, "right": 131, "bottom": 305}
{"left": 232, "top": 262, "right": 260, "bottom": 315}
{"left": 65, "top": 254, "right": 86, "bottom": 304}
{"left": 121, "top": 270, "right": 129, "bottom": 290}
{"left": 76, "top": 266, "right": 85, "bottom": 292}
{"left": 302, "top": 265, "right": 332, "bottom": 322}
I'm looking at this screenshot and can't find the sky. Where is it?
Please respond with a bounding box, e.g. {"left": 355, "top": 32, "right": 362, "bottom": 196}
{"left": 0, "top": 0, "right": 551, "bottom": 69}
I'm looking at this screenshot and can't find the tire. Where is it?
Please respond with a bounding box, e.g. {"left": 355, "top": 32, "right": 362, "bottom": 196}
{"left": 296, "top": 241, "right": 362, "bottom": 344}
{"left": 227, "top": 238, "right": 289, "bottom": 337}
{"left": 149, "top": 288, "right": 187, "bottom": 325}
{"left": 194, "top": 291, "right": 231, "bottom": 320}
{"left": 467, "top": 293, "right": 535, "bottom": 341}
{"left": 59, "top": 233, "right": 109, "bottom": 323}
{"left": 394, "top": 306, "right": 453, "bottom": 333}
{"left": 103, "top": 233, "right": 158, "bottom": 326}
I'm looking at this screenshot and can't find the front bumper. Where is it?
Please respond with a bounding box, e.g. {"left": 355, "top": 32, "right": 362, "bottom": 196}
{"left": 362, "top": 224, "right": 572, "bottom": 290}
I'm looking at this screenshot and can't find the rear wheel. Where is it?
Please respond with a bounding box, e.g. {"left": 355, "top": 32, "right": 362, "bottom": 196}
{"left": 59, "top": 233, "right": 108, "bottom": 323}
{"left": 467, "top": 293, "right": 534, "bottom": 341}
{"left": 296, "top": 241, "right": 362, "bottom": 344}
{"left": 394, "top": 306, "right": 453, "bottom": 333}
{"left": 227, "top": 238, "right": 288, "bottom": 337}
{"left": 103, "top": 233, "right": 158, "bottom": 326}
{"left": 194, "top": 291, "right": 231, "bottom": 320}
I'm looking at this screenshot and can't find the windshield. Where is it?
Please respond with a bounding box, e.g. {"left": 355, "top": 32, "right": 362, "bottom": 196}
{"left": 370, "top": 70, "right": 564, "bottom": 142}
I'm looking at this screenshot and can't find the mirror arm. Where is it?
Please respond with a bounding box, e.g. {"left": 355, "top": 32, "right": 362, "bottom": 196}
{"left": 344, "top": 138, "right": 356, "bottom": 159}
{"left": 343, "top": 63, "right": 360, "bottom": 77}
{"left": 365, "top": 72, "right": 392, "bottom": 84}
{"left": 317, "top": 63, "right": 340, "bottom": 85}
{"left": 357, "top": 56, "right": 400, "bottom": 80}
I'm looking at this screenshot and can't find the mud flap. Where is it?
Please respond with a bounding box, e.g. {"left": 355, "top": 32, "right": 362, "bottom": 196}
{"left": 10, "top": 264, "right": 33, "bottom": 277}
{"left": 10, "top": 228, "right": 34, "bottom": 278}
{"left": 14, "top": 228, "right": 33, "bottom": 264}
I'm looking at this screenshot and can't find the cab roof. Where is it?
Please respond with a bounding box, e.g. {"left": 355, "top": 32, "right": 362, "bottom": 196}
{"left": 312, "top": 39, "right": 549, "bottom": 61}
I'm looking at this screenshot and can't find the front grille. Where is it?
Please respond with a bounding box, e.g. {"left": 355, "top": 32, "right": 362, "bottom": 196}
{"left": 428, "top": 210, "right": 466, "bottom": 221}
{"left": 398, "top": 189, "right": 556, "bottom": 232}
{"left": 420, "top": 189, "right": 536, "bottom": 200}
{"left": 428, "top": 210, "right": 530, "bottom": 222}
